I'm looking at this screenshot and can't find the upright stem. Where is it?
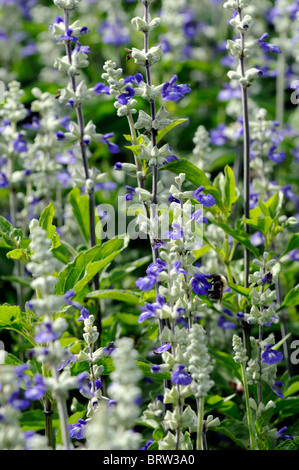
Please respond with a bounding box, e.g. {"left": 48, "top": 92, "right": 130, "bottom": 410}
{"left": 142, "top": 1, "right": 165, "bottom": 335}
{"left": 241, "top": 363, "right": 256, "bottom": 450}
{"left": 238, "top": 4, "right": 251, "bottom": 359}
{"left": 257, "top": 324, "right": 263, "bottom": 404}
{"left": 50, "top": 363, "right": 73, "bottom": 450}
{"left": 196, "top": 397, "right": 205, "bottom": 451}
{"left": 44, "top": 395, "right": 54, "bottom": 448}
{"left": 63, "top": 9, "right": 101, "bottom": 343}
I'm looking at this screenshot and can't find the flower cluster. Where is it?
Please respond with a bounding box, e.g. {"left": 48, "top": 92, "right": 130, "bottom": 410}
{"left": 86, "top": 337, "right": 143, "bottom": 450}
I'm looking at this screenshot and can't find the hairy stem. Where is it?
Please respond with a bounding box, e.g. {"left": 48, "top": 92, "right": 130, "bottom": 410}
{"left": 241, "top": 362, "right": 256, "bottom": 450}
{"left": 238, "top": 3, "right": 251, "bottom": 359}
{"left": 63, "top": 8, "right": 101, "bottom": 344}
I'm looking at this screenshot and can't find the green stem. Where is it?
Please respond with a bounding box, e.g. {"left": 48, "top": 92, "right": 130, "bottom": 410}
{"left": 241, "top": 363, "right": 256, "bottom": 450}
{"left": 196, "top": 397, "right": 205, "bottom": 451}
{"left": 63, "top": 8, "right": 101, "bottom": 344}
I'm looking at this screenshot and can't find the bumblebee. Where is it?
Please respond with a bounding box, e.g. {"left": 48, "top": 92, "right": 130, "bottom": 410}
{"left": 208, "top": 274, "right": 227, "bottom": 303}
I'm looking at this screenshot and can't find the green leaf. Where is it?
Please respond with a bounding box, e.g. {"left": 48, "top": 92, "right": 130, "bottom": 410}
{"left": 275, "top": 439, "right": 299, "bottom": 450}
{"left": 224, "top": 165, "right": 238, "bottom": 211}
{"left": 137, "top": 360, "right": 171, "bottom": 380}
{"left": 193, "top": 244, "right": 211, "bottom": 260}
{"left": 275, "top": 396, "right": 299, "bottom": 421}
{"left": 20, "top": 410, "right": 60, "bottom": 432}
{"left": 0, "top": 304, "right": 22, "bottom": 331}
{"left": 69, "top": 187, "right": 90, "bottom": 244}
{"left": 0, "top": 215, "right": 13, "bottom": 237}
{"left": 278, "top": 284, "right": 299, "bottom": 310}
{"left": 39, "top": 202, "right": 61, "bottom": 249}
{"left": 209, "top": 419, "right": 249, "bottom": 449}
{"left": 6, "top": 248, "right": 29, "bottom": 263}
{"left": 242, "top": 216, "right": 274, "bottom": 236}
{"left": 211, "top": 221, "right": 260, "bottom": 258}
{"left": 156, "top": 118, "right": 188, "bottom": 144}
{"left": 228, "top": 283, "right": 251, "bottom": 297}
{"left": 87, "top": 289, "right": 142, "bottom": 304}
{"left": 255, "top": 407, "right": 275, "bottom": 450}
{"left": 0, "top": 275, "right": 31, "bottom": 287}
{"left": 250, "top": 191, "right": 283, "bottom": 219}
{"left": 0, "top": 215, "right": 23, "bottom": 249}
{"left": 282, "top": 234, "right": 299, "bottom": 257}
{"left": 56, "top": 237, "right": 128, "bottom": 295}
{"left": 205, "top": 394, "right": 241, "bottom": 420}
{"left": 159, "top": 158, "right": 226, "bottom": 212}
{"left": 4, "top": 352, "right": 23, "bottom": 366}
{"left": 101, "top": 255, "right": 151, "bottom": 288}
{"left": 209, "top": 347, "right": 242, "bottom": 380}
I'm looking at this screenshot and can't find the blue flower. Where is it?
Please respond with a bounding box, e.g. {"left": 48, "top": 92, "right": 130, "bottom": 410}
{"left": 114, "top": 162, "right": 122, "bottom": 171}
{"left": 94, "top": 82, "right": 110, "bottom": 95}
{"left": 146, "top": 259, "right": 167, "bottom": 276}
{"left": 117, "top": 86, "right": 135, "bottom": 105}
{"left": 35, "top": 322, "right": 59, "bottom": 344}
{"left": 289, "top": 249, "right": 299, "bottom": 261}
{"left": 191, "top": 272, "right": 212, "bottom": 296}
{"left": 250, "top": 192, "right": 259, "bottom": 210}
{"left": 155, "top": 343, "right": 171, "bottom": 354}
{"left": 191, "top": 209, "right": 208, "bottom": 224}
{"left": 193, "top": 186, "right": 216, "bottom": 207}
{"left": 161, "top": 75, "right": 191, "bottom": 102}
{"left": 268, "top": 145, "right": 286, "bottom": 163}
{"left": 8, "top": 391, "right": 31, "bottom": 410}
{"left": 218, "top": 309, "right": 236, "bottom": 330}
{"left": 60, "top": 28, "right": 80, "bottom": 44}
{"left": 138, "top": 303, "right": 158, "bottom": 323}
{"left": 281, "top": 184, "right": 298, "bottom": 202}
{"left": 69, "top": 419, "right": 88, "bottom": 440}
{"left": 49, "top": 16, "right": 64, "bottom": 30}
{"left": 24, "top": 374, "right": 46, "bottom": 401}
{"left": 210, "top": 124, "right": 227, "bottom": 146}
{"left": 173, "top": 260, "right": 190, "bottom": 275}
{"left": 136, "top": 274, "right": 157, "bottom": 292}
{"left": 124, "top": 185, "right": 136, "bottom": 201}
{"left": 271, "top": 380, "right": 285, "bottom": 398}
{"left": 258, "top": 33, "right": 282, "bottom": 54}
{"left": 101, "top": 133, "right": 120, "bottom": 154}
{"left": 250, "top": 231, "right": 265, "bottom": 247}
{"left": 124, "top": 73, "right": 144, "bottom": 86}
{"left": 13, "top": 134, "right": 28, "bottom": 153}
{"left": 56, "top": 130, "right": 65, "bottom": 141}
{"left": 0, "top": 172, "right": 8, "bottom": 188}
{"left": 23, "top": 116, "right": 40, "bottom": 131}
{"left": 166, "top": 155, "right": 179, "bottom": 163}
{"left": 165, "top": 222, "right": 184, "bottom": 240}
{"left": 171, "top": 365, "right": 192, "bottom": 386}
{"left": 262, "top": 344, "right": 283, "bottom": 365}
{"left": 151, "top": 365, "right": 162, "bottom": 373}
{"left": 236, "top": 312, "right": 245, "bottom": 321}
{"left": 104, "top": 341, "right": 115, "bottom": 356}
{"left": 77, "top": 307, "right": 89, "bottom": 321}
{"left": 140, "top": 440, "right": 154, "bottom": 450}
{"left": 277, "top": 426, "right": 295, "bottom": 440}
{"left": 99, "top": 19, "right": 130, "bottom": 46}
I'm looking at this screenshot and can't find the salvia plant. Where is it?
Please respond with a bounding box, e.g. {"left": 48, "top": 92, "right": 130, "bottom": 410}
{"left": 0, "top": 0, "right": 298, "bottom": 453}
